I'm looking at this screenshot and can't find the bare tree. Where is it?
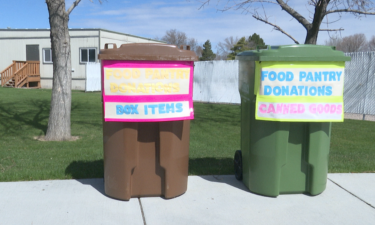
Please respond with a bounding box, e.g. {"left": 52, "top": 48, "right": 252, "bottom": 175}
{"left": 325, "top": 33, "right": 368, "bottom": 52}
{"left": 325, "top": 35, "right": 342, "bottom": 47}
{"left": 368, "top": 35, "right": 375, "bottom": 51}
{"left": 45, "top": 0, "right": 100, "bottom": 141}
{"left": 159, "top": 29, "right": 202, "bottom": 56}
{"left": 216, "top": 36, "right": 239, "bottom": 59}
{"left": 195, "top": 46, "right": 204, "bottom": 58}
{"left": 161, "top": 29, "right": 188, "bottom": 47}
{"left": 340, "top": 33, "right": 368, "bottom": 52}
{"left": 199, "top": 0, "right": 375, "bottom": 44}
{"left": 187, "top": 37, "right": 203, "bottom": 57}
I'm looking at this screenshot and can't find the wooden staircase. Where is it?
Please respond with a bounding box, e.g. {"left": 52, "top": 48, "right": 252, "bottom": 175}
{"left": 0, "top": 61, "right": 40, "bottom": 88}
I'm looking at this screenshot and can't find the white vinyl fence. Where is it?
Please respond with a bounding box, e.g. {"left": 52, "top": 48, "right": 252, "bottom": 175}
{"left": 193, "top": 60, "right": 240, "bottom": 104}
{"left": 85, "top": 62, "right": 101, "bottom": 92}
{"left": 86, "top": 53, "right": 375, "bottom": 115}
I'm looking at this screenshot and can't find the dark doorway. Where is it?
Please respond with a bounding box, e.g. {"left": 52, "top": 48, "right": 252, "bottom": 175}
{"left": 26, "top": 45, "right": 39, "bottom": 61}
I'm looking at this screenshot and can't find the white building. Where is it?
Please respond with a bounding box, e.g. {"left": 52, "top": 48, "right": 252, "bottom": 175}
{"left": 0, "top": 28, "right": 163, "bottom": 90}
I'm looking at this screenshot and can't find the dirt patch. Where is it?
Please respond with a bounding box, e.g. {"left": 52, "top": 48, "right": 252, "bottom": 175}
{"left": 33, "top": 136, "right": 80, "bottom": 142}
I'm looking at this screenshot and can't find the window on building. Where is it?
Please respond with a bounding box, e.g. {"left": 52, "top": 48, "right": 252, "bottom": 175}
{"left": 80, "top": 48, "right": 96, "bottom": 63}
{"left": 43, "top": 48, "right": 53, "bottom": 63}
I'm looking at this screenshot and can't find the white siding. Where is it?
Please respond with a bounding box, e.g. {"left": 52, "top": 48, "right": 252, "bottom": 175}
{"left": 0, "top": 37, "right": 53, "bottom": 87}
{"left": 0, "top": 29, "right": 163, "bottom": 90}
{"left": 0, "top": 30, "right": 50, "bottom": 38}
{"left": 70, "top": 36, "right": 100, "bottom": 90}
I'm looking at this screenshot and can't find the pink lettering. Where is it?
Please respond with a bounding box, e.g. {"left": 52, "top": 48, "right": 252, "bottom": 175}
{"left": 298, "top": 104, "right": 305, "bottom": 113}
{"left": 259, "top": 104, "right": 267, "bottom": 113}
{"left": 330, "top": 104, "right": 336, "bottom": 114}
{"left": 324, "top": 104, "right": 330, "bottom": 113}
{"left": 309, "top": 104, "right": 316, "bottom": 113}
{"left": 276, "top": 104, "right": 283, "bottom": 114}
{"left": 317, "top": 104, "right": 324, "bottom": 114}
{"left": 283, "top": 104, "right": 289, "bottom": 114}
{"left": 290, "top": 104, "right": 297, "bottom": 113}
{"left": 267, "top": 104, "right": 276, "bottom": 113}
{"left": 336, "top": 105, "right": 342, "bottom": 114}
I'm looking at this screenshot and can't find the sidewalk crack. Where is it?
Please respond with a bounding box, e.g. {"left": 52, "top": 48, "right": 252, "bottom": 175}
{"left": 328, "top": 178, "right": 375, "bottom": 210}
{"left": 138, "top": 198, "right": 147, "bottom": 225}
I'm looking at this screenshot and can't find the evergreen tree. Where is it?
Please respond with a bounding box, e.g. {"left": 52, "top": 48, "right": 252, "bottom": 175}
{"left": 248, "top": 33, "right": 266, "bottom": 49}
{"left": 199, "top": 40, "right": 216, "bottom": 61}
{"left": 227, "top": 37, "right": 250, "bottom": 60}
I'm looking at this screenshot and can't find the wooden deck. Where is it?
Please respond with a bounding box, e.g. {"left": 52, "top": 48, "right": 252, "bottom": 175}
{"left": 1, "top": 61, "right": 40, "bottom": 88}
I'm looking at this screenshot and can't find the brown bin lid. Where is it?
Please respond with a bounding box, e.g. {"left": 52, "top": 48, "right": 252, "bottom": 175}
{"left": 98, "top": 43, "right": 198, "bottom": 61}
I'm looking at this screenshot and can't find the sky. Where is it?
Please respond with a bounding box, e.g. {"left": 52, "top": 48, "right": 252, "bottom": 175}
{"left": 0, "top": 0, "right": 374, "bottom": 52}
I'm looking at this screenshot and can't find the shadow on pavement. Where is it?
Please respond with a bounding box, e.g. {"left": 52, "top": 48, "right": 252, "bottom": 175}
{"left": 65, "top": 160, "right": 105, "bottom": 195}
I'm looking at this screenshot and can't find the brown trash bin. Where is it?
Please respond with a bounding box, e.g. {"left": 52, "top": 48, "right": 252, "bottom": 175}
{"left": 98, "top": 43, "right": 198, "bottom": 200}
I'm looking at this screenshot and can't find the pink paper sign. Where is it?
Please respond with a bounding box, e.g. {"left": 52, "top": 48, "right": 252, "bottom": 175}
{"left": 102, "top": 60, "right": 194, "bottom": 122}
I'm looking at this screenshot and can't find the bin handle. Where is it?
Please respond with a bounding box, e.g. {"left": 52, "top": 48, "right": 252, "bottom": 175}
{"left": 105, "top": 43, "right": 117, "bottom": 49}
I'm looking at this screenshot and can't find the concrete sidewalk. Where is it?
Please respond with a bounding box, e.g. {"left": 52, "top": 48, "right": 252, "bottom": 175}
{"left": 0, "top": 174, "right": 374, "bottom": 225}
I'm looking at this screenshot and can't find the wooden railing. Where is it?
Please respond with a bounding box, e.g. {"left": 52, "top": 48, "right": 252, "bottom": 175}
{"left": 0, "top": 61, "right": 40, "bottom": 88}
{"left": 1, "top": 61, "right": 27, "bottom": 86}
{"left": 14, "top": 61, "right": 40, "bottom": 88}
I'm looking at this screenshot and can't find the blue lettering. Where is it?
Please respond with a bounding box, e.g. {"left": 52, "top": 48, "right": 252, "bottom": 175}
{"left": 306, "top": 72, "right": 314, "bottom": 82}
{"left": 176, "top": 103, "right": 183, "bottom": 113}
{"left": 298, "top": 86, "right": 304, "bottom": 95}
{"left": 130, "top": 104, "right": 139, "bottom": 114}
{"left": 166, "top": 103, "right": 175, "bottom": 113}
{"left": 329, "top": 71, "right": 336, "bottom": 81}
{"left": 299, "top": 71, "right": 306, "bottom": 81}
{"left": 278, "top": 72, "right": 286, "bottom": 81}
{"left": 318, "top": 86, "right": 325, "bottom": 96}
{"left": 309, "top": 86, "right": 317, "bottom": 96}
{"left": 159, "top": 104, "right": 166, "bottom": 114}
{"left": 290, "top": 86, "right": 298, "bottom": 96}
{"left": 264, "top": 85, "right": 272, "bottom": 95}
{"left": 286, "top": 71, "right": 294, "bottom": 81}
{"left": 273, "top": 86, "right": 281, "bottom": 96}
{"left": 124, "top": 105, "right": 131, "bottom": 114}
{"left": 148, "top": 104, "right": 158, "bottom": 114}
{"left": 314, "top": 72, "right": 322, "bottom": 81}
{"left": 336, "top": 71, "right": 342, "bottom": 81}
{"left": 281, "top": 86, "right": 289, "bottom": 96}
{"left": 116, "top": 105, "right": 123, "bottom": 115}
{"left": 325, "top": 86, "right": 332, "bottom": 96}
{"left": 322, "top": 71, "right": 329, "bottom": 81}
{"left": 261, "top": 71, "right": 268, "bottom": 81}
{"left": 144, "top": 105, "right": 148, "bottom": 115}
{"left": 268, "top": 71, "right": 277, "bottom": 81}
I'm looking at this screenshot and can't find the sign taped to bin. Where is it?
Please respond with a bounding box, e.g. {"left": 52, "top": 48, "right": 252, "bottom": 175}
{"left": 254, "top": 61, "right": 345, "bottom": 122}
{"left": 102, "top": 60, "right": 194, "bottom": 122}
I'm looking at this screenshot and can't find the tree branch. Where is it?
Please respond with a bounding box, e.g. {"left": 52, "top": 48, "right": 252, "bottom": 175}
{"left": 319, "top": 28, "right": 344, "bottom": 31}
{"left": 252, "top": 15, "right": 300, "bottom": 44}
{"left": 198, "top": 0, "right": 211, "bottom": 10}
{"left": 66, "top": 0, "right": 82, "bottom": 15}
{"left": 326, "top": 9, "right": 375, "bottom": 15}
{"left": 67, "top": 0, "right": 103, "bottom": 15}
{"left": 276, "top": 0, "right": 311, "bottom": 30}
{"left": 198, "top": 0, "right": 278, "bottom": 11}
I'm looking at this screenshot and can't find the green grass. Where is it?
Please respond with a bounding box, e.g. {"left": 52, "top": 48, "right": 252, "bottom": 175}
{"left": 330, "top": 119, "right": 375, "bottom": 173}
{"left": 0, "top": 87, "right": 374, "bottom": 182}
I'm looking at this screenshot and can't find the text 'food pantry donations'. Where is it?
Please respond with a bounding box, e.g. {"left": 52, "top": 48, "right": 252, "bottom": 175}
{"left": 104, "top": 68, "right": 190, "bottom": 95}
{"left": 255, "top": 62, "right": 345, "bottom": 122}
{"left": 260, "top": 68, "right": 343, "bottom": 97}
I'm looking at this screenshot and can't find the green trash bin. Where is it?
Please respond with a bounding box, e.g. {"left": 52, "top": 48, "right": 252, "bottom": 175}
{"left": 234, "top": 45, "right": 350, "bottom": 197}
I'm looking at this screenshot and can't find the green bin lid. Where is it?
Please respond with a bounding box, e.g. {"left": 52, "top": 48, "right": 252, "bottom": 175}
{"left": 236, "top": 44, "right": 351, "bottom": 62}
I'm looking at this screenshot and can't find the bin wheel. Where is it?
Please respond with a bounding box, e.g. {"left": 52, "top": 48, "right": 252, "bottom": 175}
{"left": 234, "top": 150, "right": 243, "bottom": 181}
